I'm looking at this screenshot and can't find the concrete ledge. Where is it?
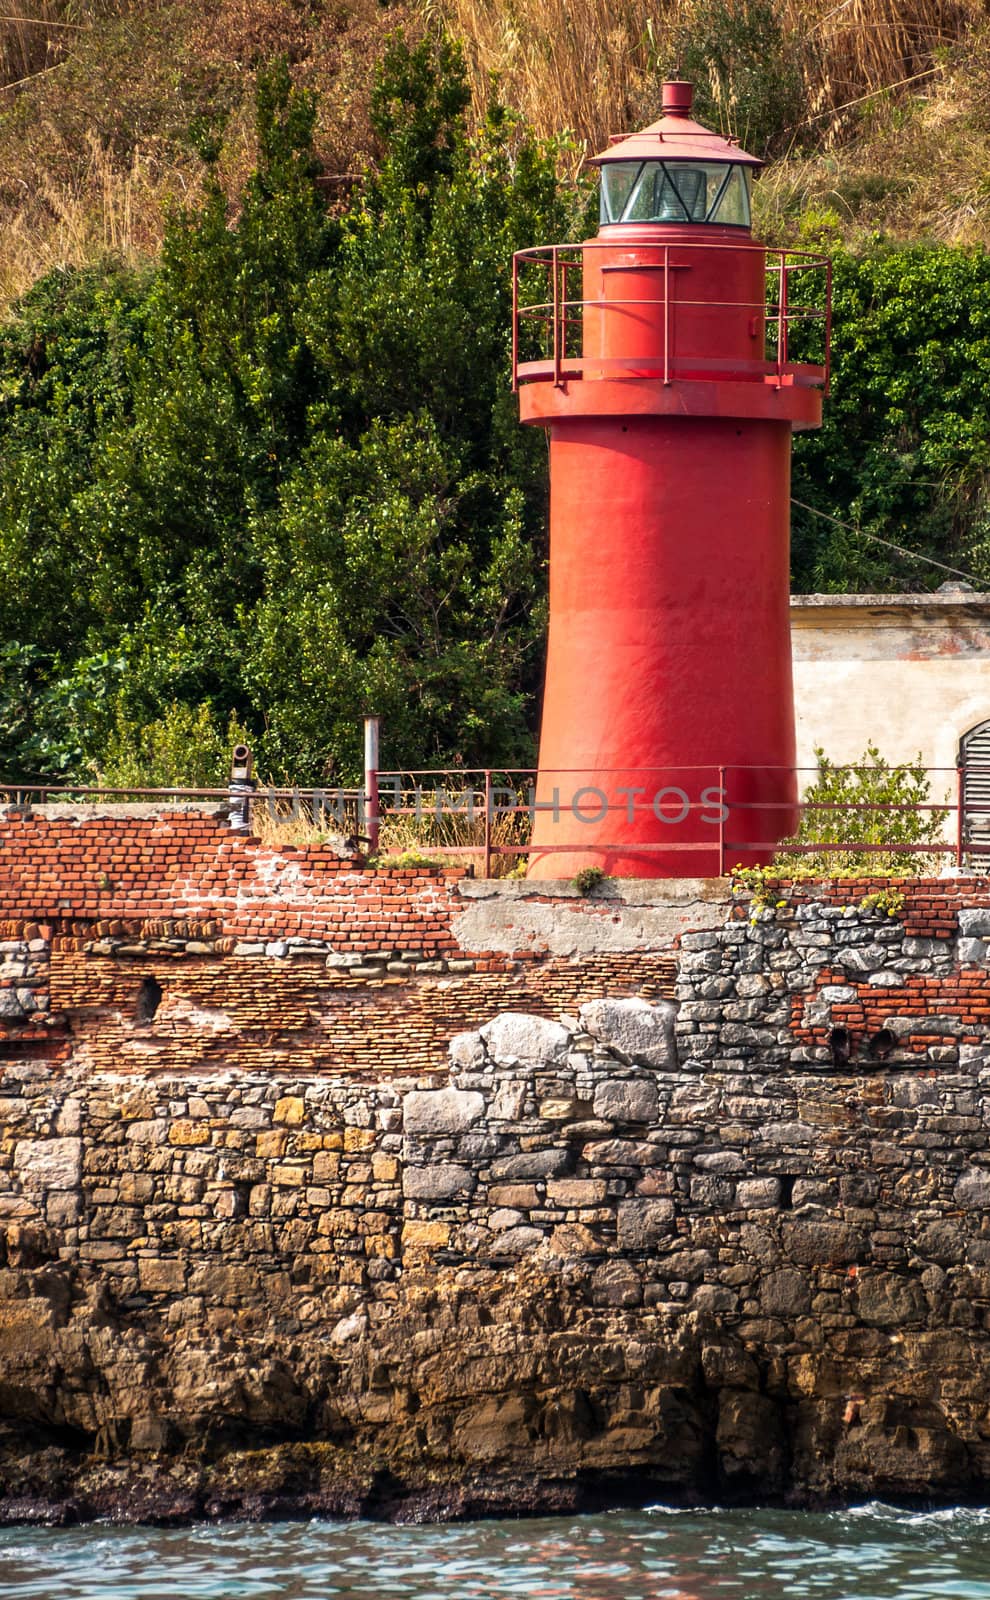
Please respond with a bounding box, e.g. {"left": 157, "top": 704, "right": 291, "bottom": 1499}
{"left": 452, "top": 878, "right": 730, "bottom": 956}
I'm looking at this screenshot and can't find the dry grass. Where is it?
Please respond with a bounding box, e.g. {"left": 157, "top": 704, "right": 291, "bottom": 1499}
{"left": 378, "top": 784, "right": 531, "bottom": 876}
{"left": 0, "top": 0, "right": 414, "bottom": 307}
{"left": 756, "top": 16, "right": 990, "bottom": 245}
{"left": 436, "top": 0, "right": 984, "bottom": 162}
{"left": 429, "top": 0, "right": 652, "bottom": 159}
{"left": 250, "top": 790, "right": 363, "bottom": 854}
{"left": 249, "top": 783, "right": 531, "bottom": 875}
{"left": 1, "top": 0, "right": 988, "bottom": 304}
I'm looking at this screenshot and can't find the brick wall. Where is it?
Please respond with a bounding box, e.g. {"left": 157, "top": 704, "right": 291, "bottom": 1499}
{"left": 0, "top": 812, "right": 679, "bottom": 1074}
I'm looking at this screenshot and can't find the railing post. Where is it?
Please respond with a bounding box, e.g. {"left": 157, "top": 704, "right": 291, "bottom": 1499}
{"left": 483, "top": 769, "right": 493, "bottom": 879}
{"left": 663, "top": 245, "right": 671, "bottom": 387}
{"left": 776, "top": 253, "right": 786, "bottom": 387}
{"left": 717, "top": 764, "right": 727, "bottom": 877}
{"left": 552, "top": 247, "right": 561, "bottom": 388}
{"left": 824, "top": 257, "right": 833, "bottom": 396}
{"left": 363, "top": 716, "right": 380, "bottom": 854}
{"left": 957, "top": 764, "right": 965, "bottom": 869}
{"left": 228, "top": 744, "right": 254, "bottom": 834}
{"left": 511, "top": 254, "right": 519, "bottom": 393}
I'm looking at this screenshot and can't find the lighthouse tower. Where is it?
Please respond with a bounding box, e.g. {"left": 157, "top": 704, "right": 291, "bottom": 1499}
{"left": 515, "top": 82, "right": 829, "bottom": 879}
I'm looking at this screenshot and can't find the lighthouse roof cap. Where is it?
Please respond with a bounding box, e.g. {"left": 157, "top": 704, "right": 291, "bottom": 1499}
{"left": 588, "top": 80, "right": 764, "bottom": 170}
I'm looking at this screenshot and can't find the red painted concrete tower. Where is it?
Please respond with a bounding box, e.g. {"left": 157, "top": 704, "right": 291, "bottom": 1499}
{"left": 515, "top": 82, "right": 829, "bottom": 878}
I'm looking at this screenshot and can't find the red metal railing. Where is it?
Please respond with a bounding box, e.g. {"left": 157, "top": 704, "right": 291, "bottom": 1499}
{"left": 511, "top": 240, "right": 831, "bottom": 394}
{"left": 0, "top": 783, "right": 366, "bottom": 835}
{"left": 376, "top": 765, "right": 982, "bottom": 878}
{"left": 7, "top": 768, "right": 984, "bottom": 880}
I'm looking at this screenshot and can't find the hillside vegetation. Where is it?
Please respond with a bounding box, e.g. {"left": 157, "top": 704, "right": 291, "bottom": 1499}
{"left": 1, "top": 0, "right": 988, "bottom": 300}
{"left": 1, "top": 1, "right": 990, "bottom": 786}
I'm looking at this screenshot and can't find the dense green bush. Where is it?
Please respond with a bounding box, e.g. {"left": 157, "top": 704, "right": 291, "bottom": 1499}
{"left": 652, "top": 0, "right": 806, "bottom": 160}
{"left": 792, "top": 240, "right": 990, "bottom": 592}
{"left": 0, "top": 41, "right": 574, "bottom": 785}
{"left": 1, "top": 37, "right": 990, "bottom": 789}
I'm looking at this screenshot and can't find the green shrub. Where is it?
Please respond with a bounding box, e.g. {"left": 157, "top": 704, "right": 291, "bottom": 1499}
{"left": 98, "top": 702, "right": 249, "bottom": 790}
{"left": 775, "top": 743, "right": 948, "bottom": 876}
{"left": 572, "top": 865, "right": 608, "bottom": 894}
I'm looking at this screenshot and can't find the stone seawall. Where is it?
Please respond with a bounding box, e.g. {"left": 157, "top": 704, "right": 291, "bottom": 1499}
{"left": 3, "top": 812, "right": 990, "bottom": 1520}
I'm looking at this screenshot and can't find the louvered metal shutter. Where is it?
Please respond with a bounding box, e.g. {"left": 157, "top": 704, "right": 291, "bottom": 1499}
{"left": 962, "top": 720, "right": 990, "bottom": 867}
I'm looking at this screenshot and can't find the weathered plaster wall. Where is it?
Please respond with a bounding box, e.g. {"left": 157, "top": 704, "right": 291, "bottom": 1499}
{"left": 791, "top": 591, "right": 990, "bottom": 775}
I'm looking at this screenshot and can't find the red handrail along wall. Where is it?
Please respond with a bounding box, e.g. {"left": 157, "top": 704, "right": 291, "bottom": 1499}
{"left": 514, "top": 80, "right": 830, "bottom": 878}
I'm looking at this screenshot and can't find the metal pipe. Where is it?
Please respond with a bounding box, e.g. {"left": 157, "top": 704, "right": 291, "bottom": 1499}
{"left": 717, "top": 765, "right": 726, "bottom": 876}
{"left": 663, "top": 244, "right": 671, "bottom": 386}
{"left": 483, "top": 770, "right": 493, "bottom": 879}
{"left": 364, "top": 715, "right": 381, "bottom": 854}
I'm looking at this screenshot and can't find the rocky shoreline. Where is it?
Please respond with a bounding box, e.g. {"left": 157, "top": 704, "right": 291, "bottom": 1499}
{"left": 4, "top": 865, "right": 990, "bottom": 1522}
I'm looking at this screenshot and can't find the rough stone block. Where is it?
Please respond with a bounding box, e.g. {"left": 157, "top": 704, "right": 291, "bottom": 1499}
{"left": 138, "top": 1257, "right": 188, "bottom": 1293}
{"left": 487, "top": 1226, "right": 544, "bottom": 1257}
{"left": 959, "top": 908, "right": 990, "bottom": 938}
{"left": 490, "top": 1084, "right": 528, "bottom": 1121}
{"left": 256, "top": 1130, "right": 288, "bottom": 1159}
{"left": 488, "top": 1183, "right": 541, "bottom": 1207}
{"left": 591, "top": 1260, "right": 643, "bottom": 1307}
{"left": 592, "top": 1079, "right": 659, "bottom": 1124}
{"left": 857, "top": 1272, "right": 927, "bottom": 1326}
{"left": 695, "top": 1151, "right": 745, "bottom": 1174}
{"left": 125, "top": 1119, "right": 169, "bottom": 1144}
{"left": 736, "top": 1178, "right": 780, "bottom": 1210}
{"left": 546, "top": 1178, "right": 608, "bottom": 1206}
{"left": 954, "top": 1167, "right": 990, "bottom": 1209}
{"left": 13, "top": 1137, "right": 81, "bottom": 1190}
{"left": 0, "top": 1297, "right": 56, "bottom": 1354}
{"left": 579, "top": 998, "right": 676, "bottom": 1068}
{"left": 760, "top": 1268, "right": 810, "bottom": 1316}
{"left": 479, "top": 1013, "right": 571, "bottom": 1065}
{"left": 274, "top": 1097, "right": 306, "bottom": 1126}
{"left": 401, "top": 1220, "right": 450, "bottom": 1250}
{"left": 403, "top": 1087, "right": 485, "bottom": 1135}
{"left": 449, "top": 1031, "right": 486, "bottom": 1069}
{"left": 489, "top": 1149, "right": 569, "bottom": 1180}
{"left": 616, "top": 1198, "right": 675, "bottom": 1247}
{"left": 168, "top": 1121, "right": 211, "bottom": 1147}
{"left": 402, "top": 1163, "right": 474, "bottom": 1200}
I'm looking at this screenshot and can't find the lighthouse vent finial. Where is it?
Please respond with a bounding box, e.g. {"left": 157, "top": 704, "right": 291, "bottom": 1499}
{"left": 661, "top": 80, "right": 693, "bottom": 116}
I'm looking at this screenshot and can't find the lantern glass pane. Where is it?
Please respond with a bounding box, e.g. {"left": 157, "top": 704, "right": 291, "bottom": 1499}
{"left": 600, "top": 161, "right": 752, "bottom": 227}
{"left": 600, "top": 162, "right": 642, "bottom": 222}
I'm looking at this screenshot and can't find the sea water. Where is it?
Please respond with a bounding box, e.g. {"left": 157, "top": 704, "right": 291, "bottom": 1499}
{"left": 0, "top": 1502, "right": 989, "bottom": 1599}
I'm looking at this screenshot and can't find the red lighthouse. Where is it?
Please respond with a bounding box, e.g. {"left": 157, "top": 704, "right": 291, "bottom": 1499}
{"left": 515, "top": 82, "right": 830, "bottom": 879}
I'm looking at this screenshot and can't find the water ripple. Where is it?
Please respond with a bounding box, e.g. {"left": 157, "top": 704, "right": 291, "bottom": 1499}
{"left": 0, "top": 1504, "right": 989, "bottom": 1600}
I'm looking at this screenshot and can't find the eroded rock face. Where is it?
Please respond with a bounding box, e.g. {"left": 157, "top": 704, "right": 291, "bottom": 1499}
{"left": 0, "top": 1018, "right": 989, "bottom": 1523}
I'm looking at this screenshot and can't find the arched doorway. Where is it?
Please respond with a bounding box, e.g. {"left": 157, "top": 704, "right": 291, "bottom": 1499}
{"left": 960, "top": 719, "right": 990, "bottom": 866}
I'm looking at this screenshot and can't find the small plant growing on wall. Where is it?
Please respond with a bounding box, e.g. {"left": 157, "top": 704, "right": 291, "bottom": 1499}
{"left": 572, "top": 865, "right": 608, "bottom": 895}
{"left": 730, "top": 863, "right": 789, "bottom": 923}
{"left": 858, "top": 886, "right": 905, "bottom": 918}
